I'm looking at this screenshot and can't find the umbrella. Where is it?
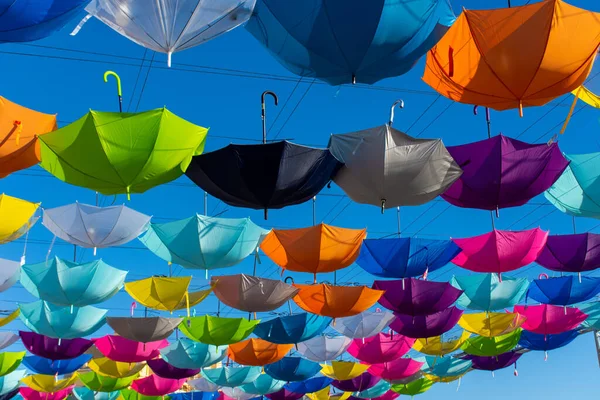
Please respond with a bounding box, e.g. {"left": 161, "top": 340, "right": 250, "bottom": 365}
{"left": 19, "top": 387, "right": 72, "bottom": 400}
{"left": 0, "top": 194, "right": 39, "bottom": 244}
{"left": 106, "top": 317, "right": 182, "bottom": 343}
{"left": 140, "top": 215, "right": 268, "bottom": 270}
{"left": 260, "top": 224, "right": 365, "bottom": 277}
{"left": 201, "top": 366, "right": 262, "bottom": 387}
{"left": 212, "top": 275, "right": 298, "bottom": 313}
{"left": 0, "top": 311, "right": 18, "bottom": 329}
{"left": 537, "top": 233, "right": 600, "bottom": 274}
{"left": 20, "top": 257, "right": 126, "bottom": 306}
{"left": 292, "top": 284, "right": 383, "bottom": 318}
{"left": 579, "top": 302, "right": 600, "bottom": 330}
{"left": 18, "top": 332, "right": 92, "bottom": 360}
{"left": 169, "top": 393, "right": 220, "bottom": 400}
{"left": 264, "top": 357, "right": 322, "bottom": 382}
{"left": 463, "top": 352, "right": 522, "bottom": 372}
{"left": 246, "top": 0, "right": 454, "bottom": 85}
{"left": 390, "top": 378, "right": 433, "bottom": 396}
{"left": 458, "top": 312, "right": 526, "bottom": 337}
{"left": 352, "top": 380, "right": 391, "bottom": 399}
{"left": 240, "top": 374, "right": 286, "bottom": 395}
{"left": 390, "top": 307, "right": 463, "bottom": 338}
{"left": 78, "top": 372, "right": 138, "bottom": 392}
{"left": 266, "top": 389, "right": 303, "bottom": 400}
{"left": 21, "top": 375, "right": 77, "bottom": 393}
{"left": 423, "top": 0, "right": 600, "bottom": 114}
{"left": 160, "top": 339, "right": 225, "bottom": 369}
{"left": 357, "top": 238, "right": 461, "bottom": 279}
{"left": 42, "top": 203, "right": 150, "bottom": 253}
{"left": 518, "top": 330, "right": 579, "bottom": 357}
{"left": 253, "top": 313, "right": 331, "bottom": 344}
{"left": 19, "top": 301, "right": 107, "bottom": 339}
{"left": 21, "top": 354, "right": 90, "bottom": 375}
{"left": 347, "top": 333, "right": 414, "bottom": 364}
{"left": 321, "top": 362, "right": 369, "bottom": 380}
{"left": 131, "top": 375, "right": 185, "bottom": 397}
{"left": 88, "top": 357, "right": 145, "bottom": 378}
{"left": 527, "top": 276, "right": 600, "bottom": 306}
{"left": 514, "top": 305, "right": 587, "bottom": 335}
{"left": 373, "top": 279, "right": 462, "bottom": 315}
{"left": 441, "top": 135, "right": 568, "bottom": 210}
{"left": 422, "top": 357, "right": 471, "bottom": 379}
{"left": 460, "top": 330, "right": 522, "bottom": 357}
{"left": 451, "top": 273, "right": 529, "bottom": 311}
{"left": 284, "top": 377, "right": 332, "bottom": 394}
{"left": 0, "top": 389, "right": 17, "bottom": 400}
{"left": 146, "top": 359, "right": 199, "bottom": 379}
{"left": 120, "top": 389, "right": 165, "bottom": 400}
{"left": 0, "top": 371, "right": 25, "bottom": 396}
{"left": 93, "top": 335, "right": 168, "bottom": 363}
{"left": 72, "top": 388, "right": 121, "bottom": 400}
{"left": 331, "top": 310, "right": 395, "bottom": 339}
{"left": 368, "top": 358, "right": 424, "bottom": 382}
{"left": 188, "top": 378, "right": 220, "bottom": 392}
{"left": 305, "top": 389, "right": 350, "bottom": 400}
{"left": 296, "top": 335, "right": 352, "bottom": 362}
{"left": 412, "top": 331, "right": 471, "bottom": 356}
{"left": 0, "top": 260, "right": 19, "bottom": 293}
{"left": 125, "top": 277, "right": 211, "bottom": 312}
{"left": 0, "top": 334, "right": 18, "bottom": 351}
{"left": 220, "top": 387, "right": 259, "bottom": 400}
{"left": 227, "top": 338, "right": 292, "bottom": 366}
{"left": 38, "top": 109, "right": 207, "bottom": 198}
{"left": 0, "top": 354, "right": 23, "bottom": 377}
{"left": 179, "top": 315, "right": 259, "bottom": 346}
{"left": 452, "top": 229, "right": 548, "bottom": 275}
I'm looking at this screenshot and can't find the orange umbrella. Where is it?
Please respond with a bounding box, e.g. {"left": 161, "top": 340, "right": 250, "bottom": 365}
{"left": 293, "top": 284, "right": 384, "bottom": 318}
{"left": 227, "top": 338, "right": 292, "bottom": 366}
{"left": 0, "top": 97, "right": 57, "bottom": 178}
{"left": 260, "top": 224, "right": 366, "bottom": 279}
{"left": 423, "top": 0, "right": 600, "bottom": 115}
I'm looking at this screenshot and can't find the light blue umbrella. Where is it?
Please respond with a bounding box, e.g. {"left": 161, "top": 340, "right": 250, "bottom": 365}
{"left": 451, "top": 273, "right": 529, "bottom": 311}
{"left": 160, "top": 339, "right": 226, "bottom": 369}
{"left": 579, "top": 302, "right": 600, "bottom": 329}
{"left": 20, "top": 257, "right": 126, "bottom": 307}
{"left": 19, "top": 301, "right": 107, "bottom": 339}
{"left": 253, "top": 313, "right": 331, "bottom": 344}
{"left": 422, "top": 356, "right": 471, "bottom": 378}
{"left": 527, "top": 276, "right": 600, "bottom": 306}
{"left": 240, "top": 374, "right": 286, "bottom": 395}
{"left": 352, "top": 380, "right": 390, "bottom": 399}
{"left": 201, "top": 366, "right": 262, "bottom": 387}
{"left": 0, "top": 259, "right": 20, "bottom": 293}
{"left": 0, "top": 370, "right": 25, "bottom": 395}
{"left": 72, "top": 387, "right": 122, "bottom": 400}
{"left": 22, "top": 354, "right": 91, "bottom": 375}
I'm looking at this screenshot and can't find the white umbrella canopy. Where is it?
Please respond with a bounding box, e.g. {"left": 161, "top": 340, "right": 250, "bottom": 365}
{"left": 0, "top": 259, "right": 20, "bottom": 293}
{"left": 0, "top": 333, "right": 19, "bottom": 351}
{"left": 296, "top": 335, "right": 352, "bottom": 362}
{"left": 331, "top": 310, "right": 396, "bottom": 339}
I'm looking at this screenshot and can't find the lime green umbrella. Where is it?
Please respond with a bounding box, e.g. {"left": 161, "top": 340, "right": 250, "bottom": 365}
{"left": 391, "top": 377, "right": 434, "bottom": 396}
{"left": 38, "top": 108, "right": 208, "bottom": 199}
{"left": 460, "top": 329, "right": 522, "bottom": 357}
{"left": 179, "top": 316, "right": 259, "bottom": 346}
{"left": 78, "top": 371, "right": 139, "bottom": 392}
{"left": 121, "top": 388, "right": 168, "bottom": 400}
{"left": 0, "top": 352, "right": 24, "bottom": 376}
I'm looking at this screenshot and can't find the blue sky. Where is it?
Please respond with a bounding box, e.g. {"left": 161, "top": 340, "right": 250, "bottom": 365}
{"left": 1, "top": 0, "right": 600, "bottom": 397}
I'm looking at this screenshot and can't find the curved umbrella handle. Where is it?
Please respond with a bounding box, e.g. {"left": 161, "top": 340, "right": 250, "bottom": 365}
{"left": 130, "top": 302, "right": 137, "bottom": 317}
{"left": 388, "top": 100, "right": 404, "bottom": 127}
{"left": 538, "top": 273, "right": 549, "bottom": 280}
{"left": 104, "top": 71, "right": 123, "bottom": 112}
{"left": 284, "top": 276, "right": 295, "bottom": 284}
{"left": 261, "top": 91, "right": 278, "bottom": 144}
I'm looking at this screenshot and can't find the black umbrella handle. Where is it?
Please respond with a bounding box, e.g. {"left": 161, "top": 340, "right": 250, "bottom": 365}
{"left": 261, "top": 91, "right": 278, "bottom": 143}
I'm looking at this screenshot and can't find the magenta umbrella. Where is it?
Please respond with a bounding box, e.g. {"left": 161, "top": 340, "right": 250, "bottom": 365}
{"left": 19, "top": 387, "right": 74, "bottom": 400}
{"left": 147, "top": 358, "right": 200, "bottom": 379}
{"left": 513, "top": 305, "right": 587, "bottom": 335}
{"left": 93, "top": 335, "right": 168, "bottom": 362}
{"left": 349, "top": 392, "right": 399, "bottom": 400}
{"left": 368, "top": 358, "right": 424, "bottom": 381}
{"left": 347, "top": 333, "right": 414, "bottom": 364}
{"left": 265, "top": 389, "right": 304, "bottom": 400}
{"left": 536, "top": 233, "right": 600, "bottom": 274}
{"left": 373, "top": 279, "right": 462, "bottom": 315}
{"left": 19, "top": 331, "right": 93, "bottom": 360}
{"left": 332, "top": 372, "right": 381, "bottom": 392}
{"left": 390, "top": 307, "right": 463, "bottom": 338}
{"left": 463, "top": 352, "right": 522, "bottom": 372}
{"left": 131, "top": 375, "right": 186, "bottom": 396}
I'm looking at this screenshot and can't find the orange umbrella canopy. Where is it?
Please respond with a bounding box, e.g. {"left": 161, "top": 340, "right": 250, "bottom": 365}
{"left": 293, "top": 284, "right": 384, "bottom": 318}
{"left": 227, "top": 338, "right": 292, "bottom": 366}
{"left": 423, "top": 0, "right": 600, "bottom": 114}
{"left": 0, "top": 97, "right": 57, "bottom": 178}
{"left": 260, "top": 224, "right": 366, "bottom": 276}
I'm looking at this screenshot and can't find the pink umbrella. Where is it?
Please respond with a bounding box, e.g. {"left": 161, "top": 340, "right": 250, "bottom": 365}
{"left": 347, "top": 332, "right": 414, "bottom": 363}
{"left": 368, "top": 358, "right": 424, "bottom": 381}
{"left": 131, "top": 374, "right": 186, "bottom": 396}
{"left": 93, "top": 335, "right": 168, "bottom": 362}
{"left": 349, "top": 392, "right": 399, "bottom": 400}
{"left": 19, "top": 387, "right": 73, "bottom": 400}
{"left": 514, "top": 304, "right": 587, "bottom": 335}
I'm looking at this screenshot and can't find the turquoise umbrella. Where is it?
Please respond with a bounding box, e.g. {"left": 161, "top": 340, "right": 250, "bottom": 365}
{"left": 72, "top": 387, "right": 122, "bottom": 400}
{"left": 579, "top": 302, "right": 600, "bottom": 329}
{"left": 353, "top": 380, "right": 391, "bottom": 399}
{"left": 161, "top": 339, "right": 226, "bottom": 369}
{"left": 422, "top": 356, "right": 471, "bottom": 378}
{"left": 253, "top": 313, "right": 331, "bottom": 344}
{"left": 240, "top": 374, "right": 286, "bottom": 395}
{"left": 451, "top": 273, "right": 529, "bottom": 311}
{"left": 0, "top": 370, "right": 25, "bottom": 395}
{"left": 201, "top": 366, "right": 262, "bottom": 387}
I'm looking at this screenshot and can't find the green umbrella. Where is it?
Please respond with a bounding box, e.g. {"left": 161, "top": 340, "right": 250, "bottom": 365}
{"left": 0, "top": 352, "right": 24, "bottom": 376}
{"left": 121, "top": 389, "right": 168, "bottom": 400}
{"left": 179, "top": 316, "right": 259, "bottom": 346}
{"left": 391, "top": 377, "right": 434, "bottom": 396}
{"left": 78, "top": 371, "right": 138, "bottom": 392}
{"left": 39, "top": 108, "right": 208, "bottom": 199}
{"left": 460, "top": 329, "right": 522, "bottom": 357}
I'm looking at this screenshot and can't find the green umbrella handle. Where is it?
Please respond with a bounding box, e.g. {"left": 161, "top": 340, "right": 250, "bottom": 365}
{"left": 103, "top": 71, "right": 123, "bottom": 112}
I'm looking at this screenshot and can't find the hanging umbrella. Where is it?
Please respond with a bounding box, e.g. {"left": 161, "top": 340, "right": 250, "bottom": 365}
{"left": 19, "top": 332, "right": 93, "bottom": 360}
{"left": 331, "top": 310, "right": 395, "bottom": 339}
{"left": 441, "top": 135, "right": 568, "bottom": 210}
{"left": 240, "top": 374, "right": 286, "bottom": 396}
{"left": 179, "top": 315, "right": 259, "bottom": 346}
{"left": 460, "top": 330, "right": 522, "bottom": 357}
{"left": 462, "top": 352, "right": 522, "bottom": 372}
{"left": 0, "top": 311, "right": 18, "bottom": 328}
{"left": 140, "top": 215, "right": 268, "bottom": 270}
{"left": 146, "top": 359, "right": 199, "bottom": 379}
{"left": 21, "top": 375, "right": 77, "bottom": 393}
{"left": 352, "top": 380, "right": 391, "bottom": 399}
{"left": 412, "top": 331, "right": 471, "bottom": 356}
{"left": 353, "top": 391, "right": 396, "bottom": 400}
{"left": 0, "top": 371, "right": 24, "bottom": 397}
{"left": 19, "top": 301, "right": 107, "bottom": 339}
{"left": 0, "top": 194, "right": 39, "bottom": 244}
{"left": 537, "top": 233, "right": 600, "bottom": 274}
{"left": 296, "top": 336, "right": 352, "bottom": 362}
{"left": 42, "top": 203, "right": 150, "bottom": 253}
{"left": 188, "top": 377, "right": 220, "bottom": 392}
{"left": 21, "top": 354, "right": 90, "bottom": 375}
{"left": 161, "top": 339, "right": 225, "bottom": 370}
{"left": 169, "top": 393, "right": 220, "bottom": 400}
{"left": 0, "top": 388, "right": 17, "bottom": 400}
{"left": 253, "top": 313, "right": 331, "bottom": 344}
{"left": 20, "top": 257, "right": 126, "bottom": 307}
{"left": 93, "top": 335, "right": 169, "bottom": 363}
{"left": 19, "top": 387, "right": 73, "bottom": 400}
{"left": 422, "top": 357, "right": 471, "bottom": 380}
{"left": 284, "top": 377, "right": 332, "bottom": 395}
{"left": 458, "top": 312, "right": 526, "bottom": 337}
{"left": 120, "top": 389, "right": 165, "bottom": 400}
{"left": 264, "top": 357, "right": 322, "bottom": 382}
{"left": 292, "top": 284, "right": 383, "bottom": 318}
{"left": 38, "top": 109, "right": 207, "bottom": 198}
{"left": 513, "top": 305, "right": 587, "bottom": 335}
{"left": 390, "top": 378, "right": 433, "bottom": 396}
{"left": 518, "top": 330, "right": 579, "bottom": 357}
{"left": 368, "top": 358, "right": 424, "bottom": 382}
{"left": 88, "top": 357, "right": 146, "bottom": 378}
{"left": 347, "top": 333, "right": 414, "bottom": 364}
{"left": 527, "top": 276, "right": 600, "bottom": 306}
{"left": 357, "top": 238, "right": 461, "bottom": 279}
{"left": 423, "top": 0, "right": 600, "bottom": 114}
{"left": 305, "top": 388, "right": 350, "bottom": 400}
{"left": 422, "top": 373, "right": 465, "bottom": 383}
{"left": 106, "top": 317, "right": 182, "bottom": 343}
{"left": 0, "top": 354, "right": 23, "bottom": 377}
{"left": 227, "top": 338, "right": 292, "bottom": 366}
{"left": 390, "top": 307, "right": 463, "bottom": 338}
{"left": 212, "top": 275, "right": 298, "bottom": 313}
{"left": 320, "top": 362, "right": 369, "bottom": 380}
{"left": 72, "top": 388, "right": 121, "bottom": 400}
{"left": 201, "top": 366, "right": 261, "bottom": 387}
{"left": 579, "top": 302, "right": 600, "bottom": 330}
{"left": 0, "top": 260, "right": 20, "bottom": 293}
{"left": 125, "top": 277, "right": 211, "bottom": 312}
{"left": 266, "top": 389, "right": 303, "bottom": 400}
{"left": 131, "top": 375, "right": 185, "bottom": 397}
{"left": 78, "top": 372, "right": 138, "bottom": 392}
{"left": 373, "top": 279, "right": 462, "bottom": 315}
{"left": 452, "top": 229, "right": 548, "bottom": 275}
{"left": 451, "top": 273, "right": 529, "bottom": 311}
{"left": 0, "top": 334, "right": 18, "bottom": 351}
{"left": 220, "top": 387, "right": 258, "bottom": 400}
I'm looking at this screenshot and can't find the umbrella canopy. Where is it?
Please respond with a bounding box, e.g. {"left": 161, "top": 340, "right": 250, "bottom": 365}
{"left": 88, "top": 357, "right": 145, "bottom": 378}
{"left": 202, "top": 366, "right": 261, "bottom": 387}
{"left": 21, "top": 257, "right": 126, "bottom": 307}
{"left": 284, "top": 377, "right": 332, "bottom": 395}
{"left": 514, "top": 305, "right": 587, "bottom": 335}
{"left": 38, "top": 109, "right": 207, "bottom": 198}
{"left": 21, "top": 375, "right": 77, "bottom": 393}
{"left": 106, "top": 317, "right": 182, "bottom": 343}
{"left": 390, "top": 378, "right": 433, "bottom": 396}
{"left": 125, "top": 277, "right": 211, "bottom": 312}
{"left": 332, "top": 372, "right": 381, "bottom": 393}
{"left": 146, "top": 358, "right": 199, "bottom": 379}
{"left": 246, "top": 0, "right": 454, "bottom": 85}
{"left": 19, "top": 387, "right": 73, "bottom": 400}
{"left": 72, "top": 388, "right": 121, "bottom": 400}
{"left": 390, "top": 307, "right": 463, "bottom": 338}
{"left": 518, "top": 330, "right": 579, "bottom": 353}
{"left": 412, "top": 331, "right": 471, "bottom": 356}
{"left": 264, "top": 357, "right": 322, "bottom": 382}
{"left": 352, "top": 380, "right": 391, "bottom": 399}
{"left": 293, "top": 284, "right": 383, "bottom": 318}
{"left": 373, "top": 279, "right": 462, "bottom": 315}
{"left": 0, "top": 260, "right": 20, "bottom": 293}
{"left": 212, "top": 275, "right": 298, "bottom": 313}
{"left": 119, "top": 389, "right": 165, "bottom": 400}
{"left": 19, "top": 332, "right": 92, "bottom": 360}
{"left": 368, "top": 358, "right": 424, "bottom": 382}
{"left": 21, "top": 354, "right": 90, "bottom": 375}
{"left": 227, "top": 338, "right": 292, "bottom": 366}
{"left": 321, "top": 362, "right": 369, "bottom": 380}
{"left": 220, "top": 387, "right": 259, "bottom": 400}
{"left": 527, "top": 276, "right": 600, "bottom": 306}
{"left": 0, "top": 354, "right": 23, "bottom": 377}
{"left": 422, "top": 0, "right": 600, "bottom": 113}
{"left": 160, "top": 339, "right": 225, "bottom": 370}
{"left": 140, "top": 215, "right": 268, "bottom": 270}
{"left": 253, "top": 313, "right": 331, "bottom": 344}
{"left": 452, "top": 229, "right": 548, "bottom": 274}
{"left": 328, "top": 125, "right": 461, "bottom": 209}
{"left": 347, "top": 333, "right": 414, "bottom": 364}
{"left": 266, "top": 389, "right": 303, "bottom": 400}
{"left": 261, "top": 224, "right": 365, "bottom": 276}
{"left": 463, "top": 352, "right": 522, "bottom": 372}
{"left": 169, "top": 393, "right": 219, "bottom": 400}
{"left": 0, "top": 388, "right": 17, "bottom": 400}
{"left": 451, "top": 273, "right": 529, "bottom": 311}
{"left": 179, "top": 316, "right": 259, "bottom": 346}
{"left": 78, "top": 372, "right": 138, "bottom": 392}
{"left": 296, "top": 335, "right": 351, "bottom": 362}
{"left": 19, "top": 301, "right": 107, "bottom": 339}
{"left": 0, "top": 334, "right": 18, "bottom": 351}
{"left": 93, "top": 335, "right": 168, "bottom": 363}
{"left": 441, "top": 136, "right": 568, "bottom": 210}
{"left": 537, "top": 233, "right": 600, "bottom": 273}
{"left": 0, "top": 311, "right": 18, "bottom": 329}
{"left": 188, "top": 377, "right": 220, "bottom": 392}
{"left": 0, "top": 371, "right": 25, "bottom": 396}
{"left": 458, "top": 312, "right": 526, "bottom": 337}
{"left": 331, "top": 311, "right": 395, "bottom": 339}
{"left": 460, "top": 330, "right": 522, "bottom": 357}
{"left": 580, "top": 302, "right": 600, "bottom": 330}
{"left": 0, "top": 194, "right": 39, "bottom": 244}
{"left": 240, "top": 374, "right": 286, "bottom": 395}
{"left": 131, "top": 375, "right": 185, "bottom": 397}
{"left": 422, "top": 357, "right": 471, "bottom": 379}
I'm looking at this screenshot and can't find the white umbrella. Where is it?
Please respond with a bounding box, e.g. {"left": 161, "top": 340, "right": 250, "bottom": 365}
{"left": 331, "top": 310, "right": 395, "bottom": 338}
{"left": 296, "top": 335, "right": 351, "bottom": 362}
{"left": 0, "top": 259, "right": 19, "bottom": 293}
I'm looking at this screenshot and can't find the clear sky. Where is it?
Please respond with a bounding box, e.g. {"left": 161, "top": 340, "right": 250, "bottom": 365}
{"left": 1, "top": 0, "right": 600, "bottom": 398}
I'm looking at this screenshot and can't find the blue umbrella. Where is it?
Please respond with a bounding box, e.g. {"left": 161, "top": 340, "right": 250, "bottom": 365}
{"left": 356, "top": 238, "right": 461, "bottom": 278}
{"left": 0, "top": 370, "right": 25, "bottom": 396}
{"left": 161, "top": 339, "right": 226, "bottom": 369}
{"left": 201, "top": 366, "right": 262, "bottom": 387}
{"left": 21, "top": 354, "right": 91, "bottom": 375}
{"left": 527, "top": 276, "right": 600, "bottom": 306}
{"left": 72, "top": 387, "right": 122, "bottom": 400}
{"left": 285, "top": 377, "right": 333, "bottom": 394}
{"left": 240, "top": 374, "right": 286, "bottom": 395}
{"left": 518, "top": 330, "right": 579, "bottom": 356}
{"left": 254, "top": 314, "right": 331, "bottom": 344}
{"left": 169, "top": 393, "right": 220, "bottom": 400}
{"left": 265, "top": 357, "right": 322, "bottom": 382}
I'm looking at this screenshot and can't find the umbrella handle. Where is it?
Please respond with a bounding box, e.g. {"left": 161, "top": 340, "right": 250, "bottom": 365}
{"left": 261, "top": 91, "right": 278, "bottom": 144}
{"left": 388, "top": 100, "right": 404, "bottom": 127}
{"left": 284, "top": 276, "right": 295, "bottom": 284}
{"left": 104, "top": 71, "right": 123, "bottom": 112}
{"left": 538, "top": 273, "right": 549, "bottom": 280}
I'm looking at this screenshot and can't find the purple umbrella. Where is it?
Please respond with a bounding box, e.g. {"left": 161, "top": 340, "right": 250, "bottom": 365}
{"left": 332, "top": 372, "right": 381, "bottom": 392}
{"left": 536, "top": 233, "right": 600, "bottom": 274}
{"left": 390, "top": 307, "right": 463, "bottom": 338}
{"left": 266, "top": 389, "right": 304, "bottom": 400}
{"left": 441, "top": 135, "right": 568, "bottom": 210}
{"left": 373, "top": 279, "right": 463, "bottom": 316}
{"left": 146, "top": 358, "right": 200, "bottom": 379}
{"left": 463, "top": 352, "right": 522, "bottom": 372}
{"left": 19, "top": 331, "right": 93, "bottom": 360}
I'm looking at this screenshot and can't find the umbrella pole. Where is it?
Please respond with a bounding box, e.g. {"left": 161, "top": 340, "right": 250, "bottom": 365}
{"left": 103, "top": 71, "right": 123, "bottom": 112}
{"left": 313, "top": 196, "right": 316, "bottom": 226}
{"left": 73, "top": 245, "right": 76, "bottom": 262}
{"left": 397, "top": 207, "right": 401, "bottom": 237}
{"left": 572, "top": 216, "right": 576, "bottom": 234}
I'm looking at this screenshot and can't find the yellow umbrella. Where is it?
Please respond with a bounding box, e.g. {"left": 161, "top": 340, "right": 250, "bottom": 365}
{"left": 125, "top": 276, "right": 212, "bottom": 313}
{"left": 458, "top": 312, "right": 526, "bottom": 337}
{"left": 306, "top": 387, "right": 352, "bottom": 400}
{"left": 0, "top": 310, "right": 19, "bottom": 328}
{"left": 423, "top": 373, "right": 466, "bottom": 383}
{"left": 88, "top": 357, "right": 146, "bottom": 378}
{"left": 0, "top": 194, "right": 39, "bottom": 244}
{"left": 22, "top": 374, "right": 77, "bottom": 392}
{"left": 413, "top": 331, "right": 471, "bottom": 356}
{"left": 320, "top": 361, "right": 369, "bottom": 380}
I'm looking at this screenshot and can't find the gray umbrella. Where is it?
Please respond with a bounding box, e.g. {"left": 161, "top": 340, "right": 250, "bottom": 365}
{"left": 106, "top": 317, "right": 182, "bottom": 343}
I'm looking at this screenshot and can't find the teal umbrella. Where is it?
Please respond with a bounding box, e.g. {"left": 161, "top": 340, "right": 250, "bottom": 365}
{"left": 579, "top": 302, "right": 600, "bottom": 329}
{"left": 422, "top": 356, "right": 471, "bottom": 378}
{"left": 0, "top": 370, "right": 25, "bottom": 395}
{"left": 201, "top": 366, "right": 261, "bottom": 387}
{"left": 161, "top": 339, "right": 226, "bottom": 369}
{"left": 240, "top": 374, "right": 286, "bottom": 395}
{"left": 72, "top": 387, "right": 122, "bottom": 400}
{"left": 451, "top": 273, "right": 529, "bottom": 311}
